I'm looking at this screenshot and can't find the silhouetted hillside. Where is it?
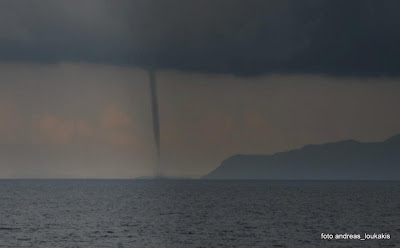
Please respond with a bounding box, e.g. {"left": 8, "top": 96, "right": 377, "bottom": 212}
{"left": 203, "top": 135, "right": 400, "bottom": 180}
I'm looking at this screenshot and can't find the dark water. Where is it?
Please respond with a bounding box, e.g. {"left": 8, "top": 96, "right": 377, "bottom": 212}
{"left": 0, "top": 180, "right": 399, "bottom": 247}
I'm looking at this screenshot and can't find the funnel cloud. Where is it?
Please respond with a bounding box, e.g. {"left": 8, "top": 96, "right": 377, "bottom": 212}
{"left": 148, "top": 70, "right": 161, "bottom": 176}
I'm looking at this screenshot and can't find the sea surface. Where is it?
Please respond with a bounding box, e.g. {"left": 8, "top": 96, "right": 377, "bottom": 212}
{"left": 0, "top": 180, "right": 399, "bottom": 247}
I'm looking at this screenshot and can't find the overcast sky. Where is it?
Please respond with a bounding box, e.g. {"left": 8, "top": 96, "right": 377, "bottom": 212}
{"left": 0, "top": 1, "right": 400, "bottom": 178}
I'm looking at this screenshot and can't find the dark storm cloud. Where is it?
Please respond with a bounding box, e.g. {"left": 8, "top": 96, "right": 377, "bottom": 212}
{"left": 1, "top": 0, "right": 400, "bottom": 76}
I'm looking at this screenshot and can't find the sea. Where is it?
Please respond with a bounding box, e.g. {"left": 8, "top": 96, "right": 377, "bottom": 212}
{"left": 0, "top": 180, "right": 399, "bottom": 248}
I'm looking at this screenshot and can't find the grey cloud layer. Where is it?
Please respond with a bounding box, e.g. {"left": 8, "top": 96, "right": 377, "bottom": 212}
{"left": 1, "top": 0, "right": 400, "bottom": 76}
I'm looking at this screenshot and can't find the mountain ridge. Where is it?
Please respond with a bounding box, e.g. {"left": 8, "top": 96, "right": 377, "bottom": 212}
{"left": 202, "top": 134, "right": 400, "bottom": 180}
